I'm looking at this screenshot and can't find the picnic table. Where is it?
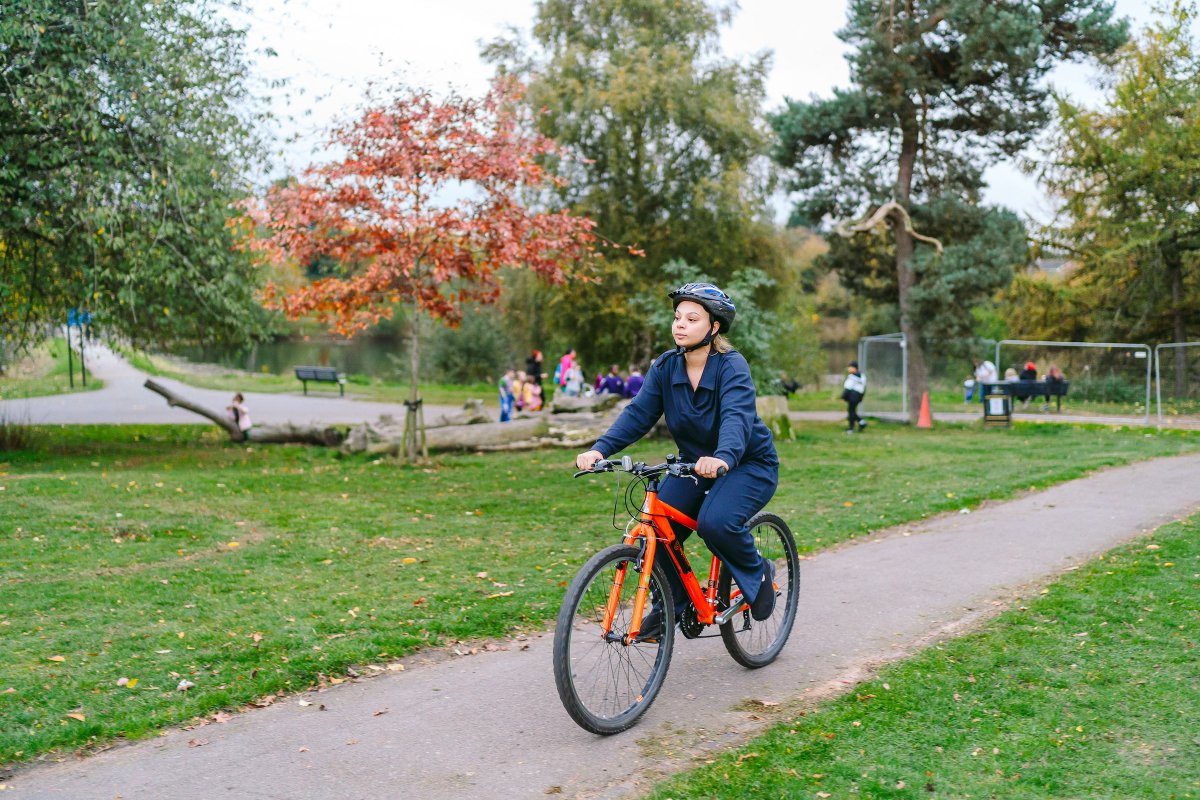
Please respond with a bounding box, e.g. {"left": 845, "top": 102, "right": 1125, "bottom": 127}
{"left": 982, "top": 380, "right": 1069, "bottom": 412}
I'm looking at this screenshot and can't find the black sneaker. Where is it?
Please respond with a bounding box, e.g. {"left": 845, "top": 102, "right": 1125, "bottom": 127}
{"left": 636, "top": 607, "right": 664, "bottom": 641}
{"left": 750, "top": 560, "right": 777, "bottom": 621}
{"left": 858, "top": 420, "right": 868, "bottom": 431}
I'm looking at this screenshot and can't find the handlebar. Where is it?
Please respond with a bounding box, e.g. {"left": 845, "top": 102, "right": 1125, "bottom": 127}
{"left": 574, "top": 455, "right": 727, "bottom": 480}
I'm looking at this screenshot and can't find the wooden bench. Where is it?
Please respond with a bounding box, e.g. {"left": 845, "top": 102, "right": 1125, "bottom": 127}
{"left": 983, "top": 380, "right": 1069, "bottom": 411}
{"left": 294, "top": 366, "right": 345, "bottom": 396}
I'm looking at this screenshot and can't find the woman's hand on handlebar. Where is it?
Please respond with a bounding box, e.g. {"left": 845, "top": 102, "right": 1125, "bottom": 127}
{"left": 694, "top": 456, "right": 729, "bottom": 479}
{"left": 576, "top": 449, "right": 604, "bottom": 471}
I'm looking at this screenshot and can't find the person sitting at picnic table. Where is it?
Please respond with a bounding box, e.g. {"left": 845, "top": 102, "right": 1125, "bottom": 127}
{"left": 1004, "top": 367, "right": 1019, "bottom": 382}
{"left": 1017, "top": 361, "right": 1038, "bottom": 407}
{"left": 1043, "top": 364, "right": 1066, "bottom": 411}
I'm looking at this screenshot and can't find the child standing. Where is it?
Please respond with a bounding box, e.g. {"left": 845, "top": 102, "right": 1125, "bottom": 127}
{"left": 498, "top": 368, "right": 515, "bottom": 422}
{"left": 841, "top": 361, "right": 866, "bottom": 433}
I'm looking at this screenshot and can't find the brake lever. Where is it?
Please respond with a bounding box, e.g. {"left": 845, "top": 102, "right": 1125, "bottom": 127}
{"left": 573, "top": 460, "right": 615, "bottom": 478}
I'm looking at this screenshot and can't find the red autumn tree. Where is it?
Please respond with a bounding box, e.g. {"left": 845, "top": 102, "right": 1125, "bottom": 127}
{"left": 243, "top": 79, "right": 598, "bottom": 460}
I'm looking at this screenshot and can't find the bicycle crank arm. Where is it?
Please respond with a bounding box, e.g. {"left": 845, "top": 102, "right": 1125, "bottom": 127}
{"left": 714, "top": 603, "right": 749, "bottom": 627}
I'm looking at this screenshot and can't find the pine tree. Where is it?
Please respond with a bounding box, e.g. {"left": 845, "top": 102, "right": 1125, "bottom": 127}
{"left": 771, "top": 0, "right": 1126, "bottom": 420}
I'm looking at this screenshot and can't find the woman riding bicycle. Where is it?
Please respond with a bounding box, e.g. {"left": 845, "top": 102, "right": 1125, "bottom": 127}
{"left": 575, "top": 282, "right": 780, "bottom": 634}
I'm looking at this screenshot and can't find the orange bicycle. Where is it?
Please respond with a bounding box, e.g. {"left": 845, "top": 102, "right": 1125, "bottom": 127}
{"left": 554, "top": 454, "right": 799, "bottom": 734}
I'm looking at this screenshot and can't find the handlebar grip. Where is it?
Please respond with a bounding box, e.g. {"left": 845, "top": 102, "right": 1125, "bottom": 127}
{"left": 716, "top": 466, "right": 728, "bottom": 478}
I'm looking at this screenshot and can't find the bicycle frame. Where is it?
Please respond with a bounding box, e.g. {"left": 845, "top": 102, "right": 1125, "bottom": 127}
{"left": 601, "top": 473, "right": 746, "bottom": 643}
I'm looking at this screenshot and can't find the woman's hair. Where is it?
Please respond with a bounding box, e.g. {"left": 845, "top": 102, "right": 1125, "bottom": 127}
{"left": 233, "top": 393, "right": 244, "bottom": 402}
{"left": 712, "top": 334, "right": 732, "bottom": 354}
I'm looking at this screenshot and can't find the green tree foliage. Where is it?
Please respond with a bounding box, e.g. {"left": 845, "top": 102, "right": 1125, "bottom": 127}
{"left": 1036, "top": 2, "right": 1200, "bottom": 391}
{"left": 0, "top": 0, "right": 271, "bottom": 353}
{"left": 484, "top": 0, "right": 784, "bottom": 369}
{"left": 630, "top": 260, "right": 822, "bottom": 391}
{"left": 770, "top": 0, "right": 1126, "bottom": 419}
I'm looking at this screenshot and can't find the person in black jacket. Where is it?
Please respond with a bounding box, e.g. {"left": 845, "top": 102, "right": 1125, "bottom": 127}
{"left": 525, "top": 350, "right": 544, "bottom": 388}
{"left": 841, "top": 361, "right": 866, "bottom": 433}
{"left": 576, "top": 282, "right": 780, "bottom": 631}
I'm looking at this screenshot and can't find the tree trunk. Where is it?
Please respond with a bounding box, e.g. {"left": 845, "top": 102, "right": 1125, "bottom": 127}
{"left": 402, "top": 305, "right": 427, "bottom": 462}
{"left": 341, "top": 410, "right": 622, "bottom": 455}
{"left": 894, "top": 98, "right": 928, "bottom": 424}
{"left": 143, "top": 380, "right": 344, "bottom": 446}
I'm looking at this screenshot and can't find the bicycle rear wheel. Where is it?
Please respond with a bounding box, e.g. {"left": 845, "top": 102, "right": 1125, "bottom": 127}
{"left": 718, "top": 512, "right": 799, "bottom": 668}
{"left": 553, "top": 543, "right": 675, "bottom": 734}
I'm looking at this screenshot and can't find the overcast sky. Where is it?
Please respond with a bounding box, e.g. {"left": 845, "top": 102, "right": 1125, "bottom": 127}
{"left": 239, "top": 0, "right": 1179, "bottom": 224}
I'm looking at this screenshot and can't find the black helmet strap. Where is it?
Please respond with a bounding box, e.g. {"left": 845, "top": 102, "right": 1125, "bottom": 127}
{"left": 676, "top": 321, "right": 718, "bottom": 354}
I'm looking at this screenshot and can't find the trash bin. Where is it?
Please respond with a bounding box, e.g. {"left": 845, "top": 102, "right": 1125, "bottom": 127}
{"left": 983, "top": 389, "right": 1012, "bottom": 428}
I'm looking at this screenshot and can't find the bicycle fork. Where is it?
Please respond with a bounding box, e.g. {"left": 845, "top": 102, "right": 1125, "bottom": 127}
{"left": 600, "top": 524, "right": 658, "bottom": 644}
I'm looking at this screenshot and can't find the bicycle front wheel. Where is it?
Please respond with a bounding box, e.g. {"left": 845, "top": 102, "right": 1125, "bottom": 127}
{"left": 718, "top": 512, "right": 799, "bottom": 668}
{"left": 553, "top": 543, "right": 675, "bottom": 735}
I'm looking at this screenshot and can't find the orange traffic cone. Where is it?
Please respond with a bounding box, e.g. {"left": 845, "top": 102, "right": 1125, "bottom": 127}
{"left": 917, "top": 391, "right": 933, "bottom": 429}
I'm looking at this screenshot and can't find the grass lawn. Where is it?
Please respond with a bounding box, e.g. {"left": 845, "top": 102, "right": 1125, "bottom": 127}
{"left": 1, "top": 421, "right": 1197, "bottom": 764}
{"left": 0, "top": 339, "right": 104, "bottom": 401}
{"left": 649, "top": 511, "right": 1200, "bottom": 800}
{"left": 122, "top": 349, "right": 495, "bottom": 407}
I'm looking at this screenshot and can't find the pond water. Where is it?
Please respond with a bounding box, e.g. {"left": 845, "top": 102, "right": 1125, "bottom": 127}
{"left": 173, "top": 338, "right": 407, "bottom": 378}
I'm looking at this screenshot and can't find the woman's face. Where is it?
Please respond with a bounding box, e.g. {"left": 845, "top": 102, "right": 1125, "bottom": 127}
{"left": 673, "top": 300, "right": 715, "bottom": 348}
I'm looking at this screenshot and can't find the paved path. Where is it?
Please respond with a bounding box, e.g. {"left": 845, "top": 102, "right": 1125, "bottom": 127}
{"left": 5, "top": 452, "right": 1199, "bottom": 799}
{"left": 0, "top": 345, "right": 462, "bottom": 426}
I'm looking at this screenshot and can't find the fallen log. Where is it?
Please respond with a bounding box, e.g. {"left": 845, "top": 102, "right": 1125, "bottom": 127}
{"left": 143, "top": 379, "right": 345, "bottom": 446}
{"left": 548, "top": 393, "right": 622, "bottom": 414}
{"left": 340, "top": 409, "right": 625, "bottom": 455}
{"left": 428, "top": 398, "right": 492, "bottom": 427}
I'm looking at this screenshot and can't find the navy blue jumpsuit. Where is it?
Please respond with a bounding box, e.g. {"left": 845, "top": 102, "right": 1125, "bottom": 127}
{"left": 592, "top": 348, "right": 779, "bottom": 606}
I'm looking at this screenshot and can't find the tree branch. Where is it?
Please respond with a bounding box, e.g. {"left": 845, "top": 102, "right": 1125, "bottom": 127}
{"left": 834, "top": 201, "right": 945, "bottom": 253}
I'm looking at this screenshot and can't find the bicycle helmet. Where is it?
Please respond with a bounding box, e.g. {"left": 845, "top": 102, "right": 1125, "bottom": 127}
{"left": 668, "top": 282, "right": 736, "bottom": 333}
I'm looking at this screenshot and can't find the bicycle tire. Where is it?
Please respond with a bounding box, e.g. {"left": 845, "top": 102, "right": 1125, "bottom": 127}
{"left": 718, "top": 512, "right": 799, "bottom": 669}
{"left": 553, "top": 543, "right": 675, "bottom": 734}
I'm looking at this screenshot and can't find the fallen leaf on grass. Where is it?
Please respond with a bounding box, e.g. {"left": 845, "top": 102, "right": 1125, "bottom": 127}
{"left": 486, "top": 591, "right": 514, "bottom": 599}
{"left": 65, "top": 713, "right": 85, "bottom": 722}
{"left": 253, "top": 695, "right": 277, "bottom": 708}
{"left": 1, "top": 688, "right": 15, "bottom": 695}
{"left": 46, "top": 656, "right": 65, "bottom": 663}
{"left": 211, "top": 712, "right": 231, "bottom": 724}
{"left": 177, "top": 680, "right": 196, "bottom": 692}
{"left": 737, "top": 752, "right": 760, "bottom": 762}
{"left": 750, "top": 699, "right": 779, "bottom": 708}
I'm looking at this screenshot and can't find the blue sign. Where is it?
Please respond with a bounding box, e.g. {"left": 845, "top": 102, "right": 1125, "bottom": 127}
{"left": 67, "top": 309, "right": 92, "bottom": 326}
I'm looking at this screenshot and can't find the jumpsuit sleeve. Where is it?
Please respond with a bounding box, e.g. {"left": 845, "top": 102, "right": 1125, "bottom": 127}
{"left": 591, "top": 362, "right": 667, "bottom": 458}
{"left": 713, "top": 355, "right": 757, "bottom": 470}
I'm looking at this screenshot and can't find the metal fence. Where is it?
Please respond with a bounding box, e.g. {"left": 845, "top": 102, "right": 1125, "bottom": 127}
{"left": 858, "top": 333, "right": 906, "bottom": 417}
{"left": 1155, "top": 342, "right": 1200, "bottom": 426}
{"left": 995, "top": 340, "right": 1152, "bottom": 423}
